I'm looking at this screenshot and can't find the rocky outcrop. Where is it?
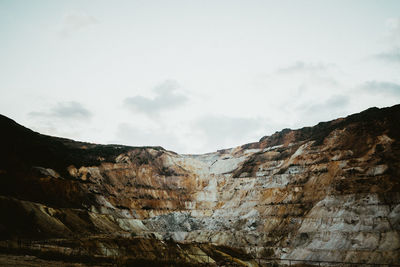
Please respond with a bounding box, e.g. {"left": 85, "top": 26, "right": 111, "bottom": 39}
{"left": 0, "top": 105, "right": 399, "bottom": 265}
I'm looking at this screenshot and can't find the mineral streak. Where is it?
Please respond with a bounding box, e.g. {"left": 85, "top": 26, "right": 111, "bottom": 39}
{"left": 0, "top": 105, "right": 399, "bottom": 265}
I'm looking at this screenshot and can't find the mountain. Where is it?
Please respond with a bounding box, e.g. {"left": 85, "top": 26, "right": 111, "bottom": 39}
{"left": 0, "top": 105, "right": 399, "bottom": 266}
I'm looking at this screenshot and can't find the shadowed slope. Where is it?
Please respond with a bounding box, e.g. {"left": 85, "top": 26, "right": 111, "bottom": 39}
{"left": 0, "top": 105, "right": 399, "bottom": 265}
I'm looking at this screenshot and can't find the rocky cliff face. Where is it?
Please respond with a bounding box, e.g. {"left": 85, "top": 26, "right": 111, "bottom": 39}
{"left": 0, "top": 105, "right": 399, "bottom": 266}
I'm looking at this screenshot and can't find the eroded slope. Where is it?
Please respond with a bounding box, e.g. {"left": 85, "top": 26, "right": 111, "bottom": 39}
{"left": 0, "top": 105, "right": 399, "bottom": 265}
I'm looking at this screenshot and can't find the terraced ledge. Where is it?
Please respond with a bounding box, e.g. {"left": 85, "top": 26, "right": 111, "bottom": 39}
{"left": 0, "top": 105, "right": 399, "bottom": 265}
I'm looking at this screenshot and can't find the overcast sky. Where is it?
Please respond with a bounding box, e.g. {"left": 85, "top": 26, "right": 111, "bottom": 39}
{"left": 1, "top": 0, "right": 399, "bottom": 154}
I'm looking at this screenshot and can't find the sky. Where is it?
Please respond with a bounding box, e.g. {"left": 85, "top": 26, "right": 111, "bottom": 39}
{"left": 1, "top": 0, "right": 399, "bottom": 154}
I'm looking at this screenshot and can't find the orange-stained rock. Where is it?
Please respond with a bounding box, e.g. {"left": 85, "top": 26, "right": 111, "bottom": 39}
{"left": 0, "top": 105, "right": 399, "bottom": 264}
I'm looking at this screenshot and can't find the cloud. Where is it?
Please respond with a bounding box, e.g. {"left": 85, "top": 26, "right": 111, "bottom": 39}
{"left": 294, "top": 95, "right": 350, "bottom": 124}
{"left": 29, "top": 101, "right": 92, "bottom": 120}
{"left": 58, "top": 11, "right": 98, "bottom": 38}
{"left": 385, "top": 17, "right": 400, "bottom": 41}
{"left": 374, "top": 49, "right": 400, "bottom": 63}
{"left": 373, "top": 18, "right": 400, "bottom": 63}
{"left": 277, "top": 61, "right": 333, "bottom": 74}
{"left": 305, "top": 95, "right": 349, "bottom": 113}
{"left": 114, "top": 123, "right": 185, "bottom": 152}
{"left": 124, "top": 80, "right": 188, "bottom": 116}
{"left": 193, "top": 115, "right": 266, "bottom": 151}
{"left": 360, "top": 81, "right": 400, "bottom": 96}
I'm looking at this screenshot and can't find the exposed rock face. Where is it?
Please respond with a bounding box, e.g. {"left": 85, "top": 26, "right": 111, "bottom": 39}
{"left": 0, "top": 105, "right": 400, "bottom": 265}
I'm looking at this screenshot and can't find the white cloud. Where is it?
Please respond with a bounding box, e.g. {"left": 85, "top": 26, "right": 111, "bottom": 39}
{"left": 192, "top": 115, "right": 267, "bottom": 151}
{"left": 385, "top": 17, "right": 400, "bottom": 39}
{"left": 374, "top": 48, "right": 400, "bottom": 63}
{"left": 114, "top": 123, "right": 186, "bottom": 152}
{"left": 26, "top": 102, "right": 93, "bottom": 140}
{"left": 299, "top": 95, "right": 350, "bottom": 115}
{"left": 374, "top": 18, "right": 400, "bottom": 64}
{"left": 360, "top": 81, "right": 400, "bottom": 97}
{"left": 123, "top": 80, "right": 188, "bottom": 116}
{"left": 58, "top": 11, "right": 98, "bottom": 38}
{"left": 277, "top": 61, "right": 335, "bottom": 74}
{"left": 29, "top": 101, "right": 92, "bottom": 120}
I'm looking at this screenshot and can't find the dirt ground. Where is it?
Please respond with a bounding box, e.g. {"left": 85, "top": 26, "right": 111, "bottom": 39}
{"left": 0, "top": 253, "right": 113, "bottom": 267}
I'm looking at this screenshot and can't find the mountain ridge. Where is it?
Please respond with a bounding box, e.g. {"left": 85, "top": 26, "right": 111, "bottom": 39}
{"left": 0, "top": 104, "right": 399, "bottom": 266}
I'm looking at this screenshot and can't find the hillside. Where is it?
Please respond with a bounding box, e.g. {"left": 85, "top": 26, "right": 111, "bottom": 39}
{"left": 0, "top": 105, "right": 399, "bottom": 266}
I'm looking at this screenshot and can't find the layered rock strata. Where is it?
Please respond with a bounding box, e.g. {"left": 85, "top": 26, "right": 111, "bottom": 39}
{"left": 0, "top": 105, "right": 399, "bottom": 265}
